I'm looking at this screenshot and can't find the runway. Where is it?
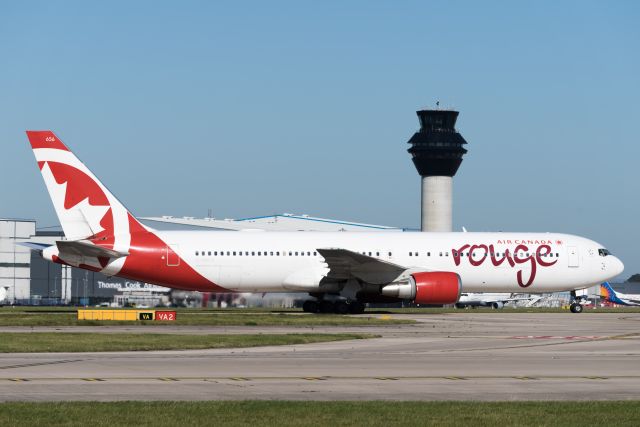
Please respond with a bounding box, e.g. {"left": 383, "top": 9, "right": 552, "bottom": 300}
{"left": 1, "top": 312, "right": 639, "bottom": 401}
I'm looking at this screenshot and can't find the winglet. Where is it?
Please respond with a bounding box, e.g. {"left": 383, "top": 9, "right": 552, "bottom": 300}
{"left": 25, "top": 130, "right": 70, "bottom": 151}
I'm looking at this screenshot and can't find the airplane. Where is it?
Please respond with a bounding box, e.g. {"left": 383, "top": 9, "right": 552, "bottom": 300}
{"left": 0, "top": 286, "right": 8, "bottom": 306}
{"left": 454, "top": 293, "right": 539, "bottom": 309}
{"left": 21, "top": 130, "right": 624, "bottom": 314}
{"left": 599, "top": 282, "right": 640, "bottom": 306}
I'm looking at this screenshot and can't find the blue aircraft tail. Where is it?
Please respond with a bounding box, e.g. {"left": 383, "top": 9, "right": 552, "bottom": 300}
{"left": 600, "top": 282, "right": 627, "bottom": 305}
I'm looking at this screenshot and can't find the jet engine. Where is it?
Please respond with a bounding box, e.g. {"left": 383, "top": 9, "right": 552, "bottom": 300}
{"left": 380, "top": 271, "right": 461, "bottom": 305}
{"left": 491, "top": 302, "right": 504, "bottom": 309}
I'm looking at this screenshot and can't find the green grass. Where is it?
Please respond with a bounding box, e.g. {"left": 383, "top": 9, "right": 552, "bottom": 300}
{"left": 0, "top": 332, "right": 374, "bottom": 353}
{"left": 376, "top": 306, "right": 640, "bottom": 314}
{"left": 1, "top": 306, "right": 638, "bottom": 328}
{"left": 0, "top": 401, "right": 638, "bottom": 426}
{"left": 0, "top": 309, "right": 413, "bottom": 326}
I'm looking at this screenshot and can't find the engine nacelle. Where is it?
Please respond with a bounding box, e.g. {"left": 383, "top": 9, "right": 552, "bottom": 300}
{"left": 381, "top": 271, "right": 461, "bottom": 305}
{"left": 491, "top": 301, "right": 504, "bottom": 309}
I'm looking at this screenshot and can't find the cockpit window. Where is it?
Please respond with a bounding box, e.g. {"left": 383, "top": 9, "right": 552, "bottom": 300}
{"left": 598, "top": 248, "right": 611, "bottom": 257}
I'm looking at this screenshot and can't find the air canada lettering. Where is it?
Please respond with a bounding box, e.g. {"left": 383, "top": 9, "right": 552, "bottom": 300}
{"left": 453, "top": 243, "right": 557, "bottom": 288}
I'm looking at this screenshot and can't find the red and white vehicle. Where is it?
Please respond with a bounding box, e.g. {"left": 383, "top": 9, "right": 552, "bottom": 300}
{"left": 23, "top": 131, "right": 624, "bottom": 314}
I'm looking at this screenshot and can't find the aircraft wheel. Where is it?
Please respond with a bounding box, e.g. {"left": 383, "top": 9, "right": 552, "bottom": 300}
{"left": 455, "top": 303, "right": 464, "bottom": 309}
{"left": 570, "top": 303, "right": 583, "bottom": 313}
{"left": 334, "top": 301, "right": 349, "bottom": 315}
{"left": 348, "top": 302, "right": 366, "bottom": 314}
{"left": 302, "top": 300, "right": 319, "bottom": 313}
{"left": 319, "top": 300, "right": 335, "bottom": 314}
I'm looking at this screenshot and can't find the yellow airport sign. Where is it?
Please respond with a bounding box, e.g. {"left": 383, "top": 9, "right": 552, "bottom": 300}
{"left": 77, "top": 309, "right": 177, "bottom": 321}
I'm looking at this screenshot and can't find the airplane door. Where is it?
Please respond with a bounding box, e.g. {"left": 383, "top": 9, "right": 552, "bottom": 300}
{"left": 166, "top": 245, "right": 180, "bottom": 267}
{"left": 567, "top": 246, "right": 579, "bottom": 268}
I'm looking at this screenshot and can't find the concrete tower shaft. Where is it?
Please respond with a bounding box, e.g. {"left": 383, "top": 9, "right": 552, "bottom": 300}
{"left": 407, "top": 109, "right": 468, "bottom": 232}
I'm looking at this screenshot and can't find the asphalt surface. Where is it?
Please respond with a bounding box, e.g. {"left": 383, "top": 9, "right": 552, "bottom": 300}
{"left": 1, "top": 312, "right": 639, "bottom": 401}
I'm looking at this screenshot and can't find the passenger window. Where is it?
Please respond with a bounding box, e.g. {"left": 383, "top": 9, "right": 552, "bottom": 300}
{"left": 388, "top": 252, "right": 392, "bottom": 257}
{"left": 416, "top": 252, "right": 419, "bottom": 257}
{"left": 233, "top": 251, "right": 236, "bottom": 256}
{"left": 195, "top": 251, "right": 199, "bottom": 256}
{"left": 376, "top": 252, "right": 380, "bottom": 257}
{"left": 277, "top": 251, "right": 280, "bottom": 256}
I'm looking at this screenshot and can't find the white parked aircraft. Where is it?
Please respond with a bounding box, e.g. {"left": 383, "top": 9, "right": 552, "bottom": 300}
{"left": 0, "top": 286, "right": 8, "bottom": 306}
{"left": 22, "top": 131, "right": 624, "bottom": 314}
{"left": 454, "top": 293, "right": 538, "bottom": 309}
{"left": 600, "top": 282, "right": 640, "bottom": 306}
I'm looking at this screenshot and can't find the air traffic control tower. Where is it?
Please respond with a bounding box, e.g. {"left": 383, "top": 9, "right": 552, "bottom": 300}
{"left": 407, "top": 108, "right": 468, "bottom": 232}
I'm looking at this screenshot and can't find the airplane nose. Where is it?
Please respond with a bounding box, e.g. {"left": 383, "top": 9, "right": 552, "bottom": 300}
{"left": 611, "top": 257, "right": 625, "bottom": 277}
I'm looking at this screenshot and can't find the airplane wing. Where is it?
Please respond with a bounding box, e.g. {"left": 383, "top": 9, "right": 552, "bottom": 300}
{"left": 56, "top": 240, "right": 129, "bottom": 259}
{"left": 317, "top": 248, "right": 407, "bottom": 285}
{"left": 499, "top": 297, "right": 537, "bottom": 303}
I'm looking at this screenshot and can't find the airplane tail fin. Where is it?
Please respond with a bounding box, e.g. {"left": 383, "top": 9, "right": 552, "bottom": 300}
{"left": 25, "top": 131, "right": 144, "bottom": 242}
{"left": 600, "top": 282, "right": 624, "bottom": 304}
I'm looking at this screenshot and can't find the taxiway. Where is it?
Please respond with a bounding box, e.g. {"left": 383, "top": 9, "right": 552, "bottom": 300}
{"left": 1, "top": 312, "right": 639, "bottom": 401}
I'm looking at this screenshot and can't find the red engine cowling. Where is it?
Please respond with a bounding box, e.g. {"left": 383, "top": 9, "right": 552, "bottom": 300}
{"left": 411, "top": 271, "right": 461, "bottom": 305}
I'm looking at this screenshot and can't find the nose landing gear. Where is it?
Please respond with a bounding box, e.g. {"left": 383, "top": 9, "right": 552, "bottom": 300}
{"left": 569, "top": 290, "right": 584, "bottom": 313}
{"left": 569, "top": 302, "right": 584, "bottom": 313}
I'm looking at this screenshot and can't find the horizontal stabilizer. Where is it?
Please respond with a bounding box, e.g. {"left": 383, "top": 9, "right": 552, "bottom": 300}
{"left": 56, "top": 240, "right": 129, "bottom": 259}
{"left": 16, "top": 242, "right": 52, "bottom": 251}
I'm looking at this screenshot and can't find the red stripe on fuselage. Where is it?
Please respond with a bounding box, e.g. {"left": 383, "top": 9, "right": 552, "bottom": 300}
{"left": 116, "top": 214, "right": 227, "bottom": 292}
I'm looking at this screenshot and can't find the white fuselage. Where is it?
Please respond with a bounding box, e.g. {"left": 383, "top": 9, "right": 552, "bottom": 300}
{"left": 157, "top": 231, "right": 624, "bottom": 294}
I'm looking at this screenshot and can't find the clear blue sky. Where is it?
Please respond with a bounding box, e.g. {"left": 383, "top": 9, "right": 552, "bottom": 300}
{"left": 1, "top": 1, "right": 638, "bottom": 278}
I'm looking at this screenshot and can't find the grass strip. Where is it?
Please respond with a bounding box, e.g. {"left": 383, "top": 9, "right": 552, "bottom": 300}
{"left": 0, "top": 332, "right": 374, "bottom": 353}
{"left": 0, "top": 401, "right": 638, "bottom": 426}
{"left": 0, "top": 310, "right": 413, "bottom": 326}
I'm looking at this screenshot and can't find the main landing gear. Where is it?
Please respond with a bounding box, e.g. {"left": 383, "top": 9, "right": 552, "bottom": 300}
{"left": 302, "top": 299, "right": 366, "bottom": 315}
